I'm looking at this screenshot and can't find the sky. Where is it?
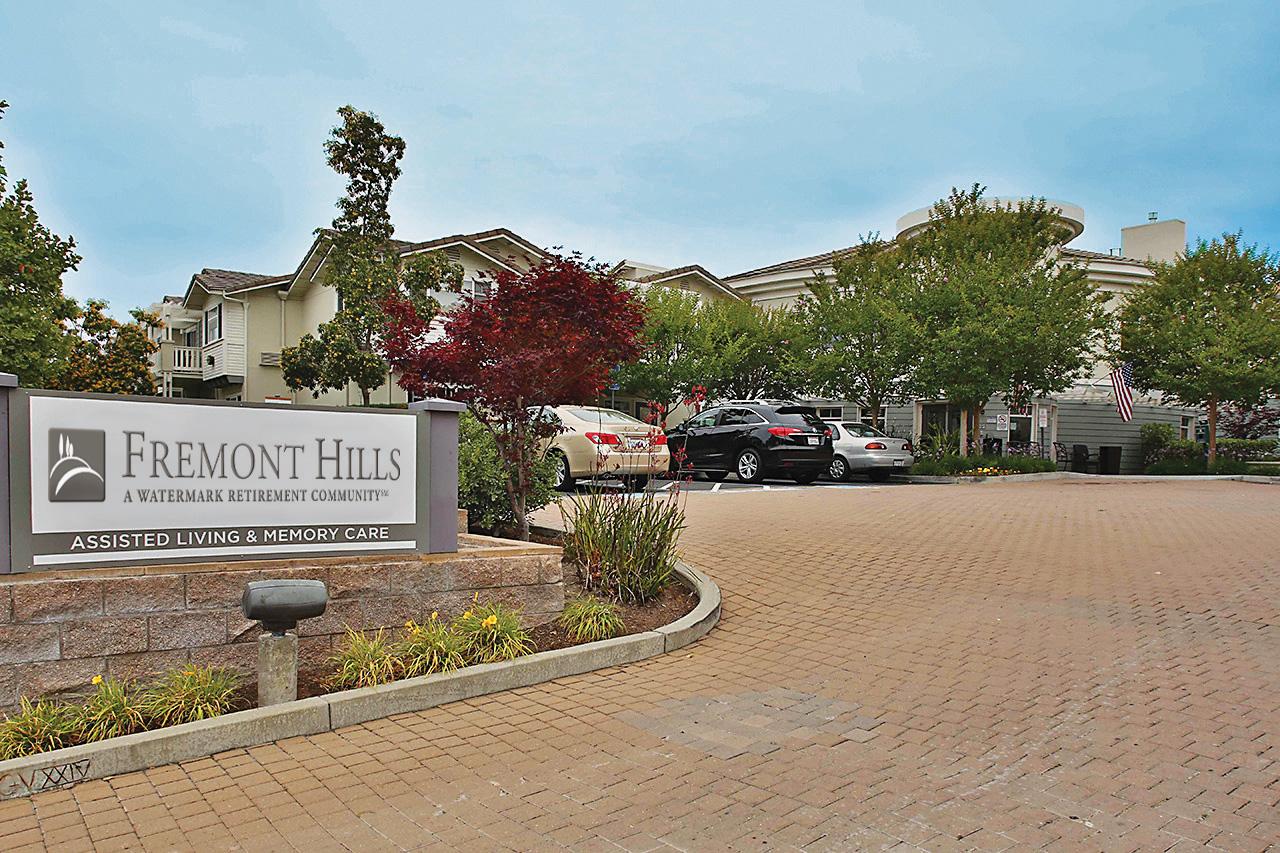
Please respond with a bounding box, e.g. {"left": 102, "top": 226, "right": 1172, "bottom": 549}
{"left": 2, "top": 0, "right": 1278, "bottom": 313}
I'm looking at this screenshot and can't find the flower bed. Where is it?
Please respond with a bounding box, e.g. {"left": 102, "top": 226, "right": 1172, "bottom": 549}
{"left": 911, "top": 454, "right": 1057, "bottom": 477}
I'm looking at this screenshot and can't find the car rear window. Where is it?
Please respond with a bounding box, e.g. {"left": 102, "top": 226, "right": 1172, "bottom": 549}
{"left": 841, "top": 422, "right": 887, "bottom": 437}
{"left": 563, "top": 408, "right": 645, "bottom": 426}
{"left": 767, "top": 407, "right": 826, "bottom": 429}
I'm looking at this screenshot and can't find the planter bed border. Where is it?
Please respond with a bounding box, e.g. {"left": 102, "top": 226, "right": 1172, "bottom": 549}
{"left": 0, "top": 560, "right": 720, "bottom": 801}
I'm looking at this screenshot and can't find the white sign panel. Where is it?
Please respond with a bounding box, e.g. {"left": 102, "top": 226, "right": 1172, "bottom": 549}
{"left": 995, "top": 413, "right": 1010, "bottom": 431}
{"left": 27, "top": 396, "right": 418, "bottom": 566}
{"left": 1038, "top": 409, "right": 1049, "bottom": 428}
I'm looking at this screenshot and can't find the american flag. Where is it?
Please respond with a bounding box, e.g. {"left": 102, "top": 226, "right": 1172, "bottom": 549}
{"left": 1110, "top": 362, "right": 1134, "bottom": 422}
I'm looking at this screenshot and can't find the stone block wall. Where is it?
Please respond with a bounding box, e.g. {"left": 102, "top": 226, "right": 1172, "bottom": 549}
{"left": 0, "top": 535, "right": 561, "bottom": 713}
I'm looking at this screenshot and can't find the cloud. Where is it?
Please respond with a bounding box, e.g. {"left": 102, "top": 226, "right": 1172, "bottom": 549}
{"left": 157, "top": 17, "right": 247, "bottom": 52}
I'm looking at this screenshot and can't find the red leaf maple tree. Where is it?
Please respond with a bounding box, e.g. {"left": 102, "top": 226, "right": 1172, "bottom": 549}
{"left": 383, "top": 250, "right": 647, "bottom": 539}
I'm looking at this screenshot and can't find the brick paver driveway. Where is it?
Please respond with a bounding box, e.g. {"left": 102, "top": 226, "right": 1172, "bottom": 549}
{"left": 5, "top": 480, "right": 1279, "bottom": 852}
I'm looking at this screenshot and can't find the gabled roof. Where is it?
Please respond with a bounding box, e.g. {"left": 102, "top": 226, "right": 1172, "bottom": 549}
{"left": 182, "top": 268, "right": 291, "bottom": 307}
{"left": 632, "top": 264, "right": 745, "bottom": 301}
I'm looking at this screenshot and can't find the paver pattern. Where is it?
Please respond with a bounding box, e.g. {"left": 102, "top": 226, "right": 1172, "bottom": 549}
{"left": 3, "top": 479, "right": 1278, "bottom": 851}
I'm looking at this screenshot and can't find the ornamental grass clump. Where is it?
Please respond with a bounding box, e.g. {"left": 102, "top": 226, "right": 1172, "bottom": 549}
{"left": 139, "top": 666, "right": 243, "bottom": 727}
{"left": 557, "top": 596, "right": 625, "bottom": 643}
{"left": 0, "top": 698, "right": 82, "bottom": 760}
{"left": 78, "top": 675, "right": 147, "bottom": 742}
{"left": 454, "top": 601, "right": 534, "bottom": 664}
{"left": 396, "top": 614, "right": 467, "bottom": 677}
{"left": 561, "top": 490, "right": 684, "bottom": 603}
{"left": 328, "top": 628, "right": 399, "bottom": 689}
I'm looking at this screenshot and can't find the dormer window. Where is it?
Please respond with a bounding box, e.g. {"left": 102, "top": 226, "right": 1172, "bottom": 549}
{"left": 205, "top": 304, "right": 222, "bottom": 343}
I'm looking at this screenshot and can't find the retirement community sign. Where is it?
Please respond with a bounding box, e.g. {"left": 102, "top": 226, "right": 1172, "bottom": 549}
{"left": 1, "top": 383, "right": 461, "bottom": 572}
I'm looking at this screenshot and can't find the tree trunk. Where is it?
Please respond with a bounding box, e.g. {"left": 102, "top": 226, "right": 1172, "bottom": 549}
{"left": 361, "top": 387, "right": 371, "bottom": 406}
{"left": 958, "top": 408, "right": 968, "bottom": 457}
{"left": 1207, "top": 395, "right": 1218, "bottom": 466}
{"left": 867, "top": 396, "right": 882, "bottom": 430}
{"left": 974, "top": 405, "right": 985, "bottom": 455}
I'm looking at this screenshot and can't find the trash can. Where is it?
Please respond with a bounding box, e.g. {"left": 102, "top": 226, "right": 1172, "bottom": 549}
{"left": 1098, "top": 445, "right": 1122, "bottom": 475}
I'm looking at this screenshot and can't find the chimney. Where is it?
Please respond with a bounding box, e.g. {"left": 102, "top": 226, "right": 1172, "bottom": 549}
{"left": 1121, "top": 216, "right": 1186, "bottom": 264}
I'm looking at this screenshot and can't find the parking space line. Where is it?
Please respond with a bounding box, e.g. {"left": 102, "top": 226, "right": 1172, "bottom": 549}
{"left": 711, "top": 482, "right": 722, "bottom": 493}
{"left": 658, "top": 481, "right": 674, "bottom": 491}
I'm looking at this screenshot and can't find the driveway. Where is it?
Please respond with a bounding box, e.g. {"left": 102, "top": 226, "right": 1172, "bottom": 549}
{"left": 4, "top": 480, "right": 1278, "bottom": 851}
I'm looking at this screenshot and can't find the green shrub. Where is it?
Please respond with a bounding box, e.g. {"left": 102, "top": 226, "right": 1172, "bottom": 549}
{"left": 454, "top": 601, "right": 534, "bottom": 664}
{"left": 139, "top": 666, "right": 242, "bottom": 726}
{"left": 1145, "top": 457, "right": 1204, "bottom": 475}
{"left": 328, "top": 628, "right": 399, "bottom": 689}
{"left": 458, "top": 411, "right": 558, "bottom": 534}
{"left": 558, "top": 596, "right": 625, "bottom": 643}
{"left": 1217, "top": 438, "right": 1280, "bottom": 462}
{"left": 561, "top": 490, "right": 685, "bottom": 603}
{"left": 78, "top": 676, "right": 147, "bottom": 742}
{"left": 911, "top": 454, "right": 1056, "bottom": 476}
{"left": 0, "top": 698, "right": 82, "bottom": 760}
{"left": 396, "top": 615, "right": 467, "bottom": 677}
{"left": 1208, "top": 457, "right": 1249, "bottom": 475}
{"left": 1140, "top": 422, "right": 1177, "bottom": 465}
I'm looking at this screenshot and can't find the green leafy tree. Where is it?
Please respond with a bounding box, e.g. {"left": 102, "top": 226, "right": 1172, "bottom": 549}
{"left": 57, "top": 301, "right": 160, "bottom": 395}
{"left": 1112, "top": 233, "right": 1280, "bottom": 463}
{"left": 0, "top": 100, "right": 81, "bottom": 387}
{"left": 615, "top": 287, "right": 705, "bottom": 425}
{"left": 794, "top": 239, "right": 922, "bottom": 427}
{"left": 909, "top": 186, "right": 1106, "bottom": 454}
{"left": 696, "top": 298, "right": 804, "bottom": 401}
{"left": 282, "top": 105, "right": 461, "bottom": 405}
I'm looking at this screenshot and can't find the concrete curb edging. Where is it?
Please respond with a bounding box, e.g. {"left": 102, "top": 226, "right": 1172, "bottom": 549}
{"left": 0, "top": 560, "right": 720, "bottom": 800}
{"left": 906, "top": 471, "right": 1280, "bottom": 485}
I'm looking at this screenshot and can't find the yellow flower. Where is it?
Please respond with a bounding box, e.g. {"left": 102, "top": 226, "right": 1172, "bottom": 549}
{"left": 92, "top": 675, "right": 103, "bottom": 685}
{"left": 405, "top": 621, "right": 413, "bottom": 629}
{"left": 472, "top": 592, "right": 479, "bottom": 603}
{"left": 430, "top": 611, "right": 438, "bottom": 621}
{"left": 483, "top": 614, "right": 498, "bottom": 628}
{"left": 463, "top": 610, "right": 472, "bottom": 619}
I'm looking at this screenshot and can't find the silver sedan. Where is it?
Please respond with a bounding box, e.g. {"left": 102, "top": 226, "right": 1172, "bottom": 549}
{"left": 826, "top": 422, "right": 914, "bottom": 482}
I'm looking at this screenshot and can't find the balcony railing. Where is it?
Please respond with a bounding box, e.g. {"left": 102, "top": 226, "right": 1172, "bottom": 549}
{"left": 153, "top": 342, "right": 203, "bottom": 376}
{"left": 172, "top": 345, "right": 200, "bottom": 372}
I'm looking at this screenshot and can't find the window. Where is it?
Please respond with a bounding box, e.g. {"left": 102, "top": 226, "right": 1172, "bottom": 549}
{"left": 842, "top": 422, "right": 887, "bottom": 438}
{"left": 184, "top": 326, "right": 202, "bottom": 348}
{"left": 1180, "top": 416, "right": 1194, "bottom": 440}
{"left": 224, "top": 393, "right": 241, "bottom": 402}
{"left": 719, "top": 408, "right": 752, "bottom": 426}
{"left": 169, "top": 388, "right": 184, "bottom": 399}
{"left": 686, "top": 410, "right": 718, "bottom": 429}
{"left": 860, "top": 407, "right": 888, "bottom": 428}
{"left": 817, "top": 406, "right": 843, "bottom": 420}
{"left": 205, "top": 304, "right": 222, "bottom": 343}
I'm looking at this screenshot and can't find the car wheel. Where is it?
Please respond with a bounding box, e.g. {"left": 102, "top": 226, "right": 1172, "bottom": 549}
{"left": 622, "top": 474, "right": 649, "bottom": 491}
{"left": 552, "top": 452, "right": 575, "bottom": 491}
{"left": 735, "top": 448, "right": 764, "bottom": 484}
{"left": 792, "top": 469, "right": 821, "bottom": 485}
{"left": 703, "top": 470, "right": 728, "bottom": 482}
{"left": 868, "top": 468, "right": 891, "bottom": 483}
{"left": 829, "top": 456, "right": 850, "bottom": 481}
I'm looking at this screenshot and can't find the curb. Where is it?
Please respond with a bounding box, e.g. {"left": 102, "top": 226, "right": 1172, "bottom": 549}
{"left": 0, "top": 561, "right": 720, "bottom": 800}
{"left": 905, "top": 472, "right": 1280, "bottom": 485}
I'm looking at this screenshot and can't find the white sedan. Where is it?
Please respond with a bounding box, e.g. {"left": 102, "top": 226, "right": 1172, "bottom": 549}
{"left": 825, "top": 422, "right": 914, "bottom": 482}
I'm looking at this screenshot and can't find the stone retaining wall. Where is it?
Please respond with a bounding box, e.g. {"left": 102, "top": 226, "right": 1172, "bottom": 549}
{"left": 0, "top": 534, "right": 562, "bottom": 713}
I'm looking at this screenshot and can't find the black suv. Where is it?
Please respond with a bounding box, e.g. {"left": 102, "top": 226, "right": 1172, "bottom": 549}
{"left": 665, "top": 402, "right": 834, "bottom": 484}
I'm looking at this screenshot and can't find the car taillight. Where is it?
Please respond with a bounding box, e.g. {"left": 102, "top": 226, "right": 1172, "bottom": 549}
{"left": 586, "top": 432, "right": 622, "bottom": 446}
{"left": 650, "top": 433, "right": 667, "bottom": 445}
{"left": 865, "top": 442, "right": 888, "bottom": 450}
{"left": 768, "top": 426, "right": 802, "bottom": 437}
{"left": 903, "top": 442, "right": 912, "bottom": 452}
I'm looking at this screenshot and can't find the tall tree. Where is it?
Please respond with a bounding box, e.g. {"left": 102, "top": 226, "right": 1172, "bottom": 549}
{"left": 696, "top": 298, "right": 804, "bottom": 402}
{"left": 0, "top": 100, "right": 81, "bottom": 387}
{"left": 615, "top": 286, "right": 705, "bottom": 427}
{"left": 794, "top": 239, "right": 922, "bottom": 427}
{"left": 57, "top": 301, "right": 160, "bottom": 395}
{"left": 909, "top": 186, "right": 1106, "bottom": 454}
{"left": 282, "top": 105, "right": 461, "bottom": 404}
{"left": 383, "top": 251, "right": 646, "bottom": 540}
{"left": 1112, "top": 233, "right": 1280, "bottom": 463}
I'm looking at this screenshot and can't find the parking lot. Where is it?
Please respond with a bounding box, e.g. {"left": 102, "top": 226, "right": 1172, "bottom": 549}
{"left": 6, "top": 479, "right": 1279, "bottom": 852}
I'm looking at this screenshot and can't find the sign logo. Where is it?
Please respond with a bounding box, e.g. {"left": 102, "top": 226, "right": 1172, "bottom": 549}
{"left": 48, "top": 430, "right": 105, "bottom": 502}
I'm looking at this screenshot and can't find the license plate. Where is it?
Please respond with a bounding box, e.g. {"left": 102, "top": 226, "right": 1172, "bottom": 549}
{"left": 807, "top": 436, "right": 820, "bottom": 446}
{"left": 626, "top": 438, "right": 647, "bottom": 450}
{"left": 893, "top": 459, "right": 906, "bottom": 466}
